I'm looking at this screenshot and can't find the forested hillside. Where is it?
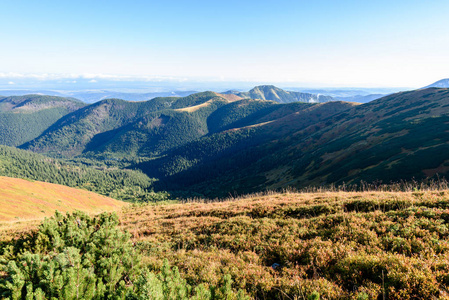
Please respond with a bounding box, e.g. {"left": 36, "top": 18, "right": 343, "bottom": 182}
{"left": 0, "top": 145, "right": 159, "bottom": 202}
{"left": 19, "top": 91, "right": 330, "bottom": 160}
{"left": 138, "top": 101, "right": 355, "bottom": 196}
{"left": 139, "top": 88, "right": 449, "bottom": 197}
{"left": 0, "top": 95, "right": 85, "bottom": 146}
{"left": 21, "top": 92, "right": 231, "bottom": 157}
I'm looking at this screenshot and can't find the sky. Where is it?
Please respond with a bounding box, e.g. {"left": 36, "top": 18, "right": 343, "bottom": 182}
{"left": 1, "top": 0, "right": 448, "bottom": 88}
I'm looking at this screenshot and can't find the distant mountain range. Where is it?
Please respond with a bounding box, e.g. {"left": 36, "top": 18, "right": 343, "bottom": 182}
{"left": 0, "top": 89, "right": 198, "bottom": 103}
{"left": 1, "top": 84, "right": 449, "bottom": 197}
{"left": 284, "top": 87, "right": 406, "bottom": 103}
{"left": 0, "top": 85, "right": 399, "bottom": 105}
{"left": 0, "top": 85, "right": 334, "bottom": 104}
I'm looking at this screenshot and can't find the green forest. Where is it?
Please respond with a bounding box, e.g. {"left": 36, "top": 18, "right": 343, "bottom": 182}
{"left": 0, "top": 145, "right": 167, "bottom": 202}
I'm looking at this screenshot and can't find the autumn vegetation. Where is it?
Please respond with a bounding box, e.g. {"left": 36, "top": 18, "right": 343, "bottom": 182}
{"left": 2, "top": 189, "right": 449, "bottom": 299}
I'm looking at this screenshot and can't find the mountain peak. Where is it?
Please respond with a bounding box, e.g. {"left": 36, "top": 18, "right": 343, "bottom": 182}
{"left": 229, "top": 85, "right": 334, "bottom": 103}
{"left": 423, "top": 78, "right": 449, "bottom": 88}
{"left": 251, "top": 85, "right": 279, "bottom": 90}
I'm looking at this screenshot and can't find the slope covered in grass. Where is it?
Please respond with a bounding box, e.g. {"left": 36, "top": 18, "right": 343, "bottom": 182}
{"left": 119, "top": 190, "right": 449, "bottom": 299}
{"left": 0, "top": 176, "right": 126, "bottom": 221}
{"left": 2, "top": 189, "right": 449, "bottom": 298}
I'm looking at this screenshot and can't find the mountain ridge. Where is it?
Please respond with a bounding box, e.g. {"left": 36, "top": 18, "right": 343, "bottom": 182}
{"left": 2, "top": 87, "right": 449, "bottom": 198}
{"left": 141, "top": 88, "right": 449, "bottom": 197}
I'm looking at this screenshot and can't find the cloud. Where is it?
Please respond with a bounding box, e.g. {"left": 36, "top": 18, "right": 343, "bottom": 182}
{"left": 8, "top": 81, "right": 15, "bottom": 85}
{"left": 0, "top": 72, "right": 190, "bottom": 82}
{"left": 89, "top": 79, "right": 97, "bottom": 83}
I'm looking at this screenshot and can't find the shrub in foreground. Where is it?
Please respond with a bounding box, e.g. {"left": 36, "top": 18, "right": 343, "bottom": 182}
{"left": 0, "top": 211, "right": 248, "bottom": 300}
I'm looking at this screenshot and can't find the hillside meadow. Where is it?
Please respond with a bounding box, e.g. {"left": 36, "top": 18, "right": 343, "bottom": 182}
{"left": 0, "top": 176, "right": 126, "bottom": 222}
{"left": 2, "top": 189, "right": 449, "bottom": 299}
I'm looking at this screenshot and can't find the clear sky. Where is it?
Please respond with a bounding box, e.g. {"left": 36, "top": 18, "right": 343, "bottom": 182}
{"left": 1, "top": 0, "right": 448, "bottom": 88}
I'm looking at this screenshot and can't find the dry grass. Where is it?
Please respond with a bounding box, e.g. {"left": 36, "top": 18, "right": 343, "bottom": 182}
{"left": 3, "top": 189, "right": 449, "bottom": 298}
{"left": 116, "top": 190, "right": 449, "bottom": 299}
{"left": 213, "top": 93, "right": 243, "bottom": 102}
{"left": 118, "top": 190, "right": 429, "bottom": 241}
{"left": 0, "top": 176, "right": 127, "bottom": 222}
{"left": 174, "top": 101, "right": 213, "bottom": 112}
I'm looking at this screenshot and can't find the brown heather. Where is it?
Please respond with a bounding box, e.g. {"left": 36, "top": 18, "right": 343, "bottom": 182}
{"left": 3, "top": 190, "right": 449, "bottom": 299}
{"left": 120, "top": 190, "right": 449, "bottom": 299}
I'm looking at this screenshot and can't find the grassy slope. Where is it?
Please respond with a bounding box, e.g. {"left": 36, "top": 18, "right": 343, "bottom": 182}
{"left": 0, "top": 176, "right": 126, "bottom": 222}
{"left": 279, "top": 87, "right": 449, "bottom": 187}
{"left": 3, "top": 189, "right": 449, "bottom": 298}
{"left": 118, "top": 190, "right": 449, "bottom": 299}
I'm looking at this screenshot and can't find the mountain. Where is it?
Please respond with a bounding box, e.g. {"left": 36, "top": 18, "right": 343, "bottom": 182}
{"left": 423, "top": 78, "right": 449, "bottom": 88}
{"left": 230, "top": 85, "right": 334, "bottom": 103}
{"left": 0, "top": 94, "right": 83, "bottom": 112}
{"left": 137, "top": 88, "right": 449, "bottom": 197}
{"left": 0, "top": 176, "right": 126, "bottom": 221}
{"left": 0, "top": 95, "right": 85, "bottom": 146}
{"left": 289, "top": 87, "right": 401, "bottom": 97}
{"left": 5, "top": 87, "right": 449, "bottom": 199}
{"left": 20, "top": 92, "right": 234, "bottom": 158}
{"left": 20, "top": 91, "right": 317, "bottom": 159}
{"left": 65, "top": 90, "right": 198, "bottom": 103}
{"left": 137, "top": 101, "right": 356, "bottom": 195}
{"left": 285, "top": 88, "right": 407, "bottom": 103}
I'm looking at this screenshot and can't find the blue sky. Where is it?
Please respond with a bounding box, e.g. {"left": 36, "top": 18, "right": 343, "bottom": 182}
{"left": 1, "top": 0, "right": 448, "bottom": 87}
